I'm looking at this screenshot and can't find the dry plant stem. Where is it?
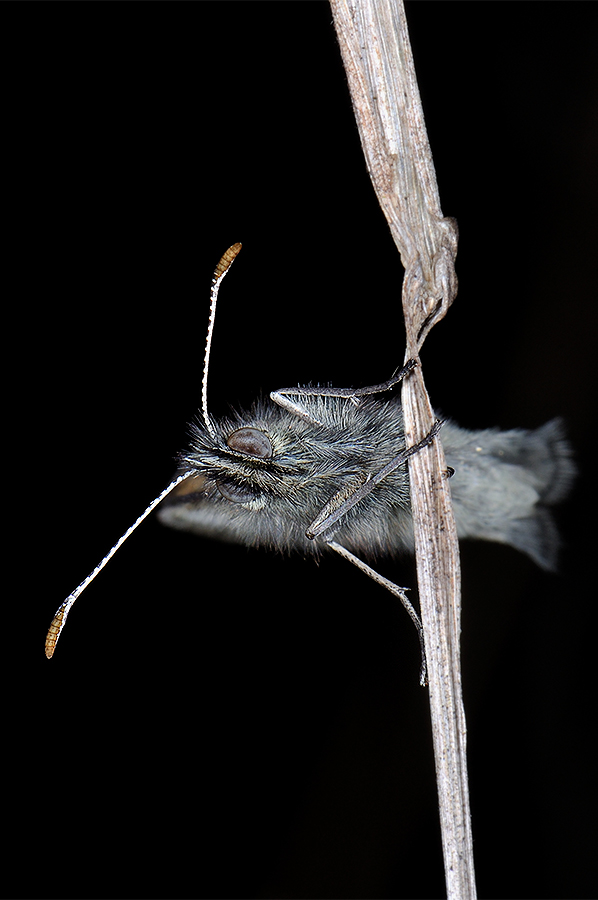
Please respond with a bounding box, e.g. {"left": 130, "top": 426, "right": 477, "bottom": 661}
{"left": 330, "top": 1, "right": 475, "bottom": 898}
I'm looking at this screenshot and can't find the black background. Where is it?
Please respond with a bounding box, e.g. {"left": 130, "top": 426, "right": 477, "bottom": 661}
{"left": 7, "top": 3, "right": 597, "bottom": 899}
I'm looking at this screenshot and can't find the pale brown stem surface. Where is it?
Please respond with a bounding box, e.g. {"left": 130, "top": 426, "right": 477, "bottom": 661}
{"left": 330, "top": 2, "right": 475, "bottom": 897}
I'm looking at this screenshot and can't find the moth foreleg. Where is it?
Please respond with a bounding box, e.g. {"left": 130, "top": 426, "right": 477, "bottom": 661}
{"left": 327, "top": 540, "right": 428, "bottom": 686}
{"left": 270, "top": 358, "right": 418, "bottom": 417}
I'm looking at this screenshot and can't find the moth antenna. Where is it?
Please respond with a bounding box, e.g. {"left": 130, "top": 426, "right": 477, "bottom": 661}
{"left": 45, "top": 471, "right": 192, "bottom": 659}
{"left": 46, "top": 245, "right": 242, "bottom": 658}
{"left": 202, "top": 243, "right": 242, "bottom": 439}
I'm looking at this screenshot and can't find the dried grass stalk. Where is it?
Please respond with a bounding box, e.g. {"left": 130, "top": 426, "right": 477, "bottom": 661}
{"left": 330, "top": 1, "right": 476, "bottom": 896}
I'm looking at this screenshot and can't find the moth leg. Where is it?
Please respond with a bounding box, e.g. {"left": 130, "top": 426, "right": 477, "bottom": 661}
{"left": 306, "top": 419, "right": 443, "bottom": 539}
{"left": 268, "top": 391, "right": 325, "bottom": 426}
{"left": 327, "top": 540, "right": 428, "bottom": 687}
{"left": 270, "top": 358, "right": 418, "bottom": 415}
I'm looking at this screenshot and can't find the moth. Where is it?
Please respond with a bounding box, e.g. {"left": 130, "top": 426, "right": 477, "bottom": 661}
{"left": 45, "top": 244, "right": 575, "bottom": 684}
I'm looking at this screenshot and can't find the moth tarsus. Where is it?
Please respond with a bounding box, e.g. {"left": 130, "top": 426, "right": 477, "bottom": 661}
{"left": 273, "top": 357, "right": 419, "bottom": 401}
{"left": 327, "top": 540, "right": 428, "bottom": 687}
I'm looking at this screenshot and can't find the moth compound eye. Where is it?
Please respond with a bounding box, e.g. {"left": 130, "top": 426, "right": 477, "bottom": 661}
{"left": 226, "top": 427, "right": 272, "bottom": 459}
{"left": 216, "top": 480, "right": 257, "bottom": 504}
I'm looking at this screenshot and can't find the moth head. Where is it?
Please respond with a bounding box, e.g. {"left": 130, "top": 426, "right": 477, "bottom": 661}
{"left": 169, "top": 402, "right": 300, "bottom": 514}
